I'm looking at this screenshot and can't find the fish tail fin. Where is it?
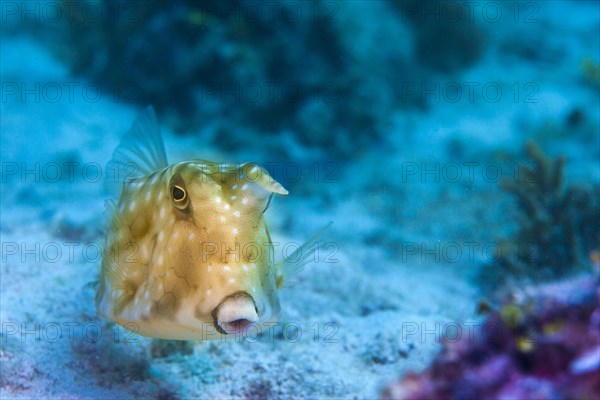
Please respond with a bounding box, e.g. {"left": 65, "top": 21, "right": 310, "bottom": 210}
{"left": 276, "top": 221, "right": 333, "bottom": 288}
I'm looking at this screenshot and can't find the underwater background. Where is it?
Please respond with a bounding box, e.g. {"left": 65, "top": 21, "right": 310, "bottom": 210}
{"left": 1, "top": 1, "right": 599, "bottom": 399}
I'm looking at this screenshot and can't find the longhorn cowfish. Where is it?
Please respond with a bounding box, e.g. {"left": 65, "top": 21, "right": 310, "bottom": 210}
{"left": 96, "top": 106, "right": 324, "bottom": 341}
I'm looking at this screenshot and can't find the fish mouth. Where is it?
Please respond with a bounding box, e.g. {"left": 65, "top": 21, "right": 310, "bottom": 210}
{"left": 211, "top": 291, "right": 259, "bottom": 335}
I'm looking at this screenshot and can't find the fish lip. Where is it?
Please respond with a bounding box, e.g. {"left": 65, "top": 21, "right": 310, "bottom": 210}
{"left": 211, "top": 291, "right": 259, "bottom": 335}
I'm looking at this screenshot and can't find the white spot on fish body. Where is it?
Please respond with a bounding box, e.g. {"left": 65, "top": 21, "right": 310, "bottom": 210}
{"left": 129, "top": 201, "right": 136, "bottom": 212}
{"left": 223, "top": 265, "right": 230, "bottom": 272}
{"left": 242, "top": 197, "right": 249, "bottom": 205}
{"left": 141, "top": 243, "right": 150, "bottom": 259}
{"left": 241, "top": 184, "right": 248, "bottom": 190}
{"left": 188, "top": 232, "right": 195, "bottom": 241}
{"left": 145, "top": 191, "right": 151, "bottom": 202}
{"left": 131, "top": 309, "right": 140, "bottom": 320}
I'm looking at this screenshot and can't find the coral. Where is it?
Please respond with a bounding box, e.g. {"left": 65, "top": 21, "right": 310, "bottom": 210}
{"left": 581, "top": 57, "right": 600, "bottom": 88}
{"left": 382, "top": 276, "right": 600, "bottom": 400}
{"left": 26, "top": 1, "right": 485, "bottom": 157}
{"left": 389, "top": 0, "right": 486, "bottom": 73}
{"left": 480, "top": 141, "right": 600, "bottom": 290}
{"left": 50, "top": 0, "right": 362, "bottom": 155}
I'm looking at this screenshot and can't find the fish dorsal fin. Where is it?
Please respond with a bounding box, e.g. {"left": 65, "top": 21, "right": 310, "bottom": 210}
{"left": 105, "top": 106, "right": 168, "bottom": 196}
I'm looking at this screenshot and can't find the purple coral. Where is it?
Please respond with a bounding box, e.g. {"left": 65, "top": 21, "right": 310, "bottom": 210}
{"left": 382, "top": 276, "right": 600, "bottom": 400}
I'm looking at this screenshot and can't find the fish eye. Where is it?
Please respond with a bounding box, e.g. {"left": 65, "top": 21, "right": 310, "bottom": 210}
{"left": 172, "top": 185, "right": 187, "bottom": 204}
{"left": 168, "top": 173, "right": 190, "bottom": 212}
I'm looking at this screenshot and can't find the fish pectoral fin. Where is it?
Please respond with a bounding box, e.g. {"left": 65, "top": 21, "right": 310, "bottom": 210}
{"left": 103, "top": 200, "right": 131, "bottom": 235}
{"left": 101, "top": 200, "right": 133, "bottom": 285}
{"left": 104, "top": 105, "right": 168, "bottom": 197}
{"left": 276, "top": 221, "right": 333, "bottom": 288}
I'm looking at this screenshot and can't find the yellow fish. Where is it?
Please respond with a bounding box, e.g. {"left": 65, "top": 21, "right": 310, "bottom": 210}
{"left": 96, "top": 106, "right": 321, "bottom": 341}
